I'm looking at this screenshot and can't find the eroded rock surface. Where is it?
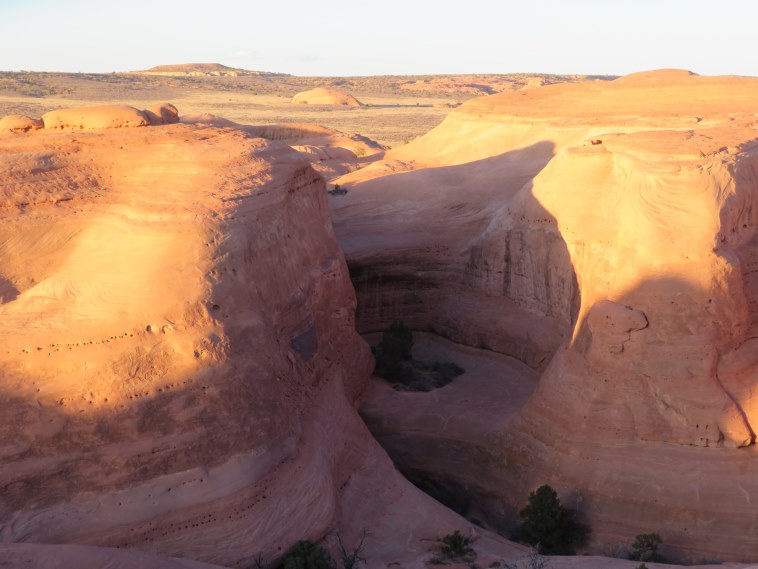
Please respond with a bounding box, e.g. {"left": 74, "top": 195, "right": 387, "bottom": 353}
{"left": 0, "top": 114, "right": 43, "bottom": 132}
{"left": 42, "top": 104, "right": 150, "bottom": 129}
{"left": 0, "top": 123, "right": 372, "bottom": 564}
{"left": 336, "top": 70, "right": 758, "bottom": 560}
{"left": 0, "top": 120, "right": 521, "bottom": 569}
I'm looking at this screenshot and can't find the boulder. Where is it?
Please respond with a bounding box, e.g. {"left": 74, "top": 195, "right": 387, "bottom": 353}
{"left": 0, "top": 114, "right": 43, "bottom": 132}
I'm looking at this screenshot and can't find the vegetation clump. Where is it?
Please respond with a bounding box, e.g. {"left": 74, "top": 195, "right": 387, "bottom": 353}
{"left": 628, "top": 533, "right": 667, "bottom": 563}
{"left": 282, "top": 541, "right": 332, "bottom": 569}
{"left": 335, "top": 531, "right": 367, "bottom": 569}
{"left": 372, "top": 320, "right": 464, "bottom": 391}
{"left": 328, "top": 184, "right": 348, "bottom": 196}
{"left": 500, "top": 553, "right": 550, "bottom": 569}
{"left": 518, "top": 485, "right": 589, "bottom": 555}
{"left": 440, "top": 530, "right": 475, "bottom": 560}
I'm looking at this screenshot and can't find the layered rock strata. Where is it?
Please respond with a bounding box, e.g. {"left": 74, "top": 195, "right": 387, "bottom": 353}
{"left": 334, "top": 70, "right": 758, "bottom": 560}
{"left": 0, "top": 122, "right": 378, "bottom": 565}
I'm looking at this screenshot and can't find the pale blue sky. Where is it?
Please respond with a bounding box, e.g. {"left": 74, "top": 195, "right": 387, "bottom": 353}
{"left": 1, "top": 0, "right": 755, "bottom": 76}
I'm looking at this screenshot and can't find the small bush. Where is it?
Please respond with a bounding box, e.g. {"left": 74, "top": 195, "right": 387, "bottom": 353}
{"left": 518, "top": 485, "right": 589, "bottom": 555}
{"left": 629, "top": 533, "right": 666, "bottom": 563}
{"left": 440, "top": 530, "right": 474, "bottom": 560}
{"left": 373, "top": 320, "right": 414, "bottom": 381}
{"left": 282, "top": 541, "right": 332, "bottom": 569}
{"left": 501, "top": 553, "right": 550, "bottom": 569}
{"left": 328, "top": 184, "right": 348, "bottom": 196}
{"left": 335, "top": 531, "right": 366, "bottom": 569}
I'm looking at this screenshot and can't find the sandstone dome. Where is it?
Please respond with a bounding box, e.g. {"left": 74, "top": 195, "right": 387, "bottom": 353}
{"left": 291, "top": 87, "right": 363, "bottom": 107}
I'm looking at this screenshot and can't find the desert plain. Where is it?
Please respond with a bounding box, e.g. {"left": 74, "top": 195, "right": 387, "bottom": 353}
{"left": 2, "top": 64, "right": 758, "bottom": 569}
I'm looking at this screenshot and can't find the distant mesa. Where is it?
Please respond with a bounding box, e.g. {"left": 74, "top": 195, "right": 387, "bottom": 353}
{"left": 396, "top": 74, "right": 609, "bottom": 96}
{"left": 132, "top": 63, "right": 287, "bottom": 77}
{"left": 291, "top": 87, "right": 364, "bottom": 107}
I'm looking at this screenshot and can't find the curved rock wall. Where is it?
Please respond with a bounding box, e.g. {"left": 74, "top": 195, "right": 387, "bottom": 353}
{"left": 339, "top": 71, "right": 758, "bottom": 560}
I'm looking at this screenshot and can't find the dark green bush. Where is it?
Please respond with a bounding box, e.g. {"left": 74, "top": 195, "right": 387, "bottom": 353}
{"left": 629, "top": 533, "right": 666, "bottom": 563}
{"left": 440, "top": 530, "right": 474, "bottom": 559}
{"left": 373, "top": 320, "right": 414, "bottom": 381}
{"left": 518, "top": 485, "right": 589, "bottom": 555}
{"left": 282, "top": 541, "right": 332, "bottom": 569}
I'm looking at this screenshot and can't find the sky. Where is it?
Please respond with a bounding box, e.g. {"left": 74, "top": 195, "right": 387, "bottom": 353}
{"left": 1, "top": 0, "right": 757, "bottom": 77}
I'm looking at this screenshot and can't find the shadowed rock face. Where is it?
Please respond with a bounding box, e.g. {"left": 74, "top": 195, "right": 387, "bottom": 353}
{"left": 334, "top": 70, "right": 758, "bottom": 560}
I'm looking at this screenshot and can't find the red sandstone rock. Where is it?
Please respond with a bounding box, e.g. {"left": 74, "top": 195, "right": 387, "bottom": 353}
{"left": 336, "top": 70, "right": 758, "bottom": 561}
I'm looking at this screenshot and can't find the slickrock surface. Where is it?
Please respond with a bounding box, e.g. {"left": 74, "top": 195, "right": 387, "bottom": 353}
{"left": 181, "top": 114, "right": 385, "bottom": 177}
{"left": 0, "top": 114, "right": 526, "bottom": 569}
{"left": 292, "top": 88, "right": 364, "bottom": 107}
{"left": 334, "top": 70, "right": 758, "bottom": 561}
{"left": 0, "top": 121, "right": 370, "bottom": 564}
{"left": 0, "top": 543, "right": 227, "bottom": 569}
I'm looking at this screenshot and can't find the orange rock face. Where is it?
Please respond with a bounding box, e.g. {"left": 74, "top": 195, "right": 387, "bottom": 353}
{"left": 334, "top": 70, "right": 758, "bottom": 561}
{"left": 0, "top": 119, "right": 506, "bottom": 568}
{"left": 0, "top": 123, "right": 376, "bottom": 565}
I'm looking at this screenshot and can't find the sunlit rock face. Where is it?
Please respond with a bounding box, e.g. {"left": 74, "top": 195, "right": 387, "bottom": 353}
{"left": 334, "top": 70, "right": 758, "bottom": 560}
{"left": 0, "top": 122, "right": 376, "bottom": 565}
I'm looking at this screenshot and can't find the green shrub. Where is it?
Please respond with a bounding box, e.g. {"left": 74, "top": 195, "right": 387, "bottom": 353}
{"left": 518, "top": 485, "right": 589, "bottom": 555}
{"left": 282, "top": 541, "right": 332, "bottom": 569}
{"left": 629, "top": 533, "right": 666, "bottom": 563}
{"left": 440, "top": 530, "right": 474, "bottom": 559}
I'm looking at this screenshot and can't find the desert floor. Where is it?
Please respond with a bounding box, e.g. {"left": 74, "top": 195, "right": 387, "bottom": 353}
{"left": 0, "top": 73, "right": 464, "bottom": 147}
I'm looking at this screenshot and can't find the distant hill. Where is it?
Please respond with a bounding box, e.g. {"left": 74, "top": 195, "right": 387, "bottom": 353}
{"left": 133, "top": 63, "right": 288, "bottom": 77}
